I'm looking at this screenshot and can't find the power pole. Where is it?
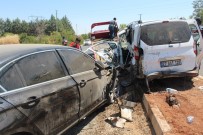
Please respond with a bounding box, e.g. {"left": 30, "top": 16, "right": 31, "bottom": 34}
{"left": 76, "top": 24, "right": 78, "bottom": 35}
{"left": 139, "top": 14, "right": 142, "bottom": 21}
{"left": 56, "top": 10, "right": 58, "bottom": 32}
{"left": 28, "top": 16, "right": 44, "bottom": 21}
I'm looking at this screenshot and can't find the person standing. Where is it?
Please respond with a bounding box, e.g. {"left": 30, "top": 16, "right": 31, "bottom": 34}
{"left": 69, "top": 37, "right": 81, "bottom": 50}
{"left": 113, "top": 18, "right": 118, "bottom": 37}
{"left": 109, "top": 17, "right": 118, "bottom": 40}
{"left": 62, "top": 36, "right": 68, "bottom": 46}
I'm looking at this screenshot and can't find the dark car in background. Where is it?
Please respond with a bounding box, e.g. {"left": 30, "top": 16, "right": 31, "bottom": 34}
{"left": 0, "top": 44, "right": 113, "bottom": 135}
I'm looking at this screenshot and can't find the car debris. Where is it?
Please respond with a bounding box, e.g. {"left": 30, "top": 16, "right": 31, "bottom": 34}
{"left": 198, "top": 86, "right": 203, "bottom": 90}
{"left": 166, "top": 88, "right": 178, "bottom": 94}
{"left": 107, "top": 117, "right": 127, "bottom": 128}
{"left": 120, "top": 100, "right": 136, "bottom": 121}
{"left": 187, "top": 115, "right": 194, "bottom": 124}
{"left": 114, "top": 91, "right": 136, "bottom": 122}
{"left": 166, "top": 93, "right": 180, "bottom": 107}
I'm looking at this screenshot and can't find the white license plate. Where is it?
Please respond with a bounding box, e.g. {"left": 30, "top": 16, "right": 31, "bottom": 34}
{"left": 160, "top": 59, "right": 182, "bottom": 68}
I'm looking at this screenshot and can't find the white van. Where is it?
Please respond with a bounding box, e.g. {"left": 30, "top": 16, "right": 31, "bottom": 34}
{"left": 120, "top": 19, "right": 201, "bottom": 92}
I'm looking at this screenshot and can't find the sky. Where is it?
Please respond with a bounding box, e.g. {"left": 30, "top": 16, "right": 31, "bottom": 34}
{"left": 0, "top": 0, "right": 195, "bottom": 34}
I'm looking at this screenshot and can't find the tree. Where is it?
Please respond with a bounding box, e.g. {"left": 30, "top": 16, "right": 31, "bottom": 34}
{"left": 61, "top": 16, "right": 74, "bottom": 32}
{"left": 81, "top": 34, "right": 89, "bottom": 40}
{"left": 45, "top": 15, "right": 56, "bottom": 35}
{"left": 21, "top": 20, "right": 29, "bottom": 34}
{"left": 35, "top": 19, "right": 47, "bottom": 36}
{"left": 192, "top": 0, "right": 203, "bottom": 17}
{"left": 4, "top": 18, "right": 12, "bottom": 33}
{"left": 12, "top": 18, "right": 21, "bottom": 34}
{"left": 119, "top": 24, "right": 127, "bottom": 30}
{"left": 0, "top": 19, "right": 5, "bottom": 36}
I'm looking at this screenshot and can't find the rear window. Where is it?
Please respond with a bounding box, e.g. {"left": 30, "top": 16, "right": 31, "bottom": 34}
{"left": 140, "top": 21, "right": 191, "bottom": 46}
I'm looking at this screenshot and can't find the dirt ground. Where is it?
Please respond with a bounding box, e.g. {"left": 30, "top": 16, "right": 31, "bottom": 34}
{"left": 65, "top": 74, "right": 155, "bottom": 135}
{"left": 146, "top": 76, "right": 203, "bottom": 135}
{"left": 65, "top": 72, "right": 203, "bottom": 135}
{"left": 66, "top": 103, "right": 154, "bottom": 135}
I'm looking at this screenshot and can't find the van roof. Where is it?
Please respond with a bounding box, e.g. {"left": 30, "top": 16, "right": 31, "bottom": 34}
{"left": 129, "top": 19, "right": 188, "bottom": 27}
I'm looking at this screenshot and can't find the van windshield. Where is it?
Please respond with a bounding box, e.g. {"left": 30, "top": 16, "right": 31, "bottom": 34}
{"left": 140, "top": 21, "right": 191, "bottom": 46}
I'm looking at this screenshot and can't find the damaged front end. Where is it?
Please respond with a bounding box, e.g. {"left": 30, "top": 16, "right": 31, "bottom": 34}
{"left": 85, "top": 40, "right": 120, "bottom": 68}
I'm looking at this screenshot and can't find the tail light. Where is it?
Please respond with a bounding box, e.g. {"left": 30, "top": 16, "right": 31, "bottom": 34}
{"left": 193, "top": 41, "right": 197, "bottom": 56}
{"left": 134, "top": 46, "right": 139, "bottom": 60}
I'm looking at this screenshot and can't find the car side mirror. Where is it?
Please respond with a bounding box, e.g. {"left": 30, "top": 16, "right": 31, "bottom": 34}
{"left": 109, "top": 43, "right": 117, "bottom": 50}
{"left": 95, "top": 61, "right": 108, "bottom": 70}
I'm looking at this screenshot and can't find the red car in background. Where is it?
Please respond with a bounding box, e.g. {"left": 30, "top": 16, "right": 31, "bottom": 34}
{"left": 91, "top": 21, "right": 110, "bottom": 40}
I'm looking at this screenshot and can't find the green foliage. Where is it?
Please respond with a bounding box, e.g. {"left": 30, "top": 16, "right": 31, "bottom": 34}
{"left": 81, "top": 34, "right": 89, "bottom": 40}
{"left": 119, "top": 24, "right": 127, "bottom": 30}
{"left": 192, "top": 0, "right": 203, "bottom": 17}
{"left": 0, "top": 19, "right": 5, "bottom": 36}
{"left": 19, "top": 33, "right": 38, "bottom": 43}
{"left": 0, "top": 14, "right": 79, "bottom": 44}
{"left": 192, "top": 0, "right": 203, "bottom": 24}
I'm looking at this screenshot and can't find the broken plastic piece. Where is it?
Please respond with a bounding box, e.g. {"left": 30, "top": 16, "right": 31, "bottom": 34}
{"left": 107, "top": 117, "right": 126, "bottom": 128}
{"left": 187, "top": 116, "right": 194, "bottom": 124}
{"left": 166, "top": 88, "right": 178, "bottom": 94}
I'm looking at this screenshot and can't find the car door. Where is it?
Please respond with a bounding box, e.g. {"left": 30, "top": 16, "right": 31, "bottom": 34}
{"left": 188, "top": 19, "right": 203, "bottom": 68}
{"left": 140, "top": 21, "right": 196, "bottom": 75}
{"left": 57, "top": 49, "right": 107, "bottom": 119}
{"left": 0, "top": 65, "right": 35, "bottom": 135}
{"left": 0, "top": 50, "right": 80, "bottom": 135}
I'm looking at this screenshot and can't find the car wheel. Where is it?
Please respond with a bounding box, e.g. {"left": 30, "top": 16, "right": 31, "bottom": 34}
{"left": 106, "top": 68, "right": 118, "bottom": 103}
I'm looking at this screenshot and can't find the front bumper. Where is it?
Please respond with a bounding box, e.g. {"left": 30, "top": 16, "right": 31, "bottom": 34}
{"left": 146, "top": 69, "right": 199, "bottom": 81}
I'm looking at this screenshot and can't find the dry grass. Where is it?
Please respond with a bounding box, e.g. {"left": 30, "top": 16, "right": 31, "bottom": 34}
{"left": 0, "top": 35, "right": 20, "bottom": 44}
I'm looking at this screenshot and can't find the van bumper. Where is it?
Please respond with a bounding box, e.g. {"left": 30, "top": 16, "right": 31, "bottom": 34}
{"left": 146, "top": 69, "right": 199, "bottom": 81}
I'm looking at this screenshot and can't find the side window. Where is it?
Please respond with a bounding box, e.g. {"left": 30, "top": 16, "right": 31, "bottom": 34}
{"left": 58, "top": 50, "right": 95, "bottom": 75}
{"left": 189, "top": 24, "right": 200, "bottom": 42}
{"left": 0, "top": 65, "right": 24, "bottom": 91}
{"left": 119, "top": 33, "right": 128, "bottom": 48}
{"left": 17, "top": 51, "right": 65, "bottom": 86}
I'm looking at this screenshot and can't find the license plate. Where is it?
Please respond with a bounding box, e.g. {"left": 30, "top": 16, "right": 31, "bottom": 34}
{"left": 160, "top": 59, "right": 182, "bottom": 68}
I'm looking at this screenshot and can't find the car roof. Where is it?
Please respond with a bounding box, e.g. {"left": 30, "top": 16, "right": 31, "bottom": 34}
{"left": 129, "top": 19, "right": 188, "bottom": 27}
{"left": 0, "top": 44, "right": 73, "bottom": 68}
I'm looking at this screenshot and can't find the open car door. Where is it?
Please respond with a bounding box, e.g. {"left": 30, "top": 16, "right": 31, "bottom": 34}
{"left": 91, "top": 21, "right": 110, "bottom": 40}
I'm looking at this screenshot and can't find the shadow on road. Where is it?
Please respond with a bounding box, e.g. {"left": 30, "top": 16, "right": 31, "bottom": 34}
{"left": 64, "top": 105, "right": 107, "bottom": 135}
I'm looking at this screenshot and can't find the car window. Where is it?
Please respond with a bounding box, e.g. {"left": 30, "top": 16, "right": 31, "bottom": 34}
{"left": 119, "top": 32, "right": 128, "bottom": 48}
{"left": 189, "top": 24, "right": 200, "bottom": 42}
{"left": 0, "top": 65, "right": 24, "bottom": 91}
{"left": 92, "top": 43, "right": 110, "bottom": 51}
{"left": 140, "top": 21, "right": 191, "bottom": 46}
{"left": 17, "top": 51, "right": 65, "bottom": 86}
{"left": 58, "top": 49, "right": 95, "bottom": 75}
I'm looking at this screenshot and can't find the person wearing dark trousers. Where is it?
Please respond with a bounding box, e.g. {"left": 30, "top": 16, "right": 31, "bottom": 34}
{"left": 109, "top": 17, "right": 118, "bottom": 40}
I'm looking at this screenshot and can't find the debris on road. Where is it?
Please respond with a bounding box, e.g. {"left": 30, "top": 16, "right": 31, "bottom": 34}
{"left": 187, "top": 115, "right": 194, "bottom": 124}
{"left": 120, "top": 106, "right": 133, "bottom": 121}
{"left": 166, "top": 94, "right": 180, "bottom": 107}
{"left": 198, "top": 86, "right": 203, "bottom": 90}
{"left": 107, "top": 117, "right": 126, "bottom": 128}
{"left": 166, "top": 88, "right": 178, "bottom": 94}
